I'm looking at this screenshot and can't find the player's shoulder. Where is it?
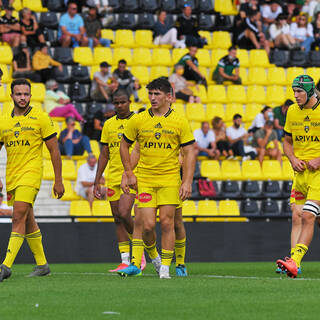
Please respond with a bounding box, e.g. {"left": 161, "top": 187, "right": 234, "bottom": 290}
{"left": 287, "top": 103, "right": 300, "bottom": 115}
{"left": 29, "top": 106, "right": 47, "bottom": 119}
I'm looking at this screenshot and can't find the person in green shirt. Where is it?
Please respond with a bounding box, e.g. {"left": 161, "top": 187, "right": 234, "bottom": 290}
{"left": 273, "top": 99, "right": 293, "bottom": 140}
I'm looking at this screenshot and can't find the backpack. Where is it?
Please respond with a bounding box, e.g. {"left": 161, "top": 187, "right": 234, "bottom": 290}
{"left": 198, "top": 179, "right": 216, "bottom": 197}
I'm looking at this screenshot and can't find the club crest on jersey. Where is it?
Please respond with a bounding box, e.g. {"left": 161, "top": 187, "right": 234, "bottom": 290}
{"left": 118, "top": 133, "right": 123, "bottom": 139}
{"left": 14, "top": 131, "right": 19, "bottom": 138}
{"left": 305, "top": 125, "right": 309, "bottom": 133}
{"left": 155, "top": 132, "right": 161, "bottom": 140}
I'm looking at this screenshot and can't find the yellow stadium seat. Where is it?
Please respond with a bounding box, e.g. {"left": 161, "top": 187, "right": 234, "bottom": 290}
{"left": 212, "top": 32, "right": 232, "bottom": 49}
{"left": 172, "top": 103, "right": 185, "bottom": 116}
{"left": 197, "top": 200, "right": 218, "bottom": 222}
{"left": 238, "top": 67, "right": 248, "bottom": 85}
{"left": 131, "top": 66, "right": 149, "bottom": 85}
{"left": 76, "top": 159, "right": 86, "bottom": 171}
{"left": 90, "top": 140, "right": 100, "bottom": 158}
{"left": 113, "top": 47, "right": 132, "bottom": 65}
{"left": 262, "top": 160, "right": 282, "bottom": 180}
{"left": 306, "top": 67, "right": 320, "bottom": 84}
{"left": 150, "top": 66, "right": 169, "bottom": 80}
{"left": 172, "top": 48, "right": 189, "bottom": 64}
{"left": 62, "top": 159, "right": 77, "bottom": 180}
{"left": 286, "top": 67, "right": 304, "bottom": 85}
{"left": 227, "top": 85, "right": 247, "bottom": 104}
{"left": 206, "top": 103, "right": 225, "bottom": 119}
{"left": 245, "top": 103, "right": 263, "bottom": 123}
{"left": 0, "top": 64, "right": 11, "bottom": 83}
{"left": 189, "top": 121, "right": 201, "bottom": 132}
{"left": 43, "top": 159, "right": 54, "bottom": 180}
{"left": 214, "top": 0, "right": 237, "bottom": 15}
{"left": 242, "top": 160, "right": 263, "bottom": 180}
{"left": 31, "top": 83, "right": 45, "bottom": 102}
{"left": 221, "top": 160, "right": 242, "bottom": 180}
{"left": 70, "top": 200, "right": 91, "bottom": 216}
{"left": 190, "top": 84, "right": 207, "bottom": 103}
{"left": 13, "top": 0, "right": 22, "bottom": 11}
{"left": 282, "top": 160, "right": 294, "bottom": 180}
{"left": 196, "top": 49, "right": 211, "bottom": 67}
{"left": 267, "top": 67, "right": 287, "bottom": 86}
{"left": 132, "top": 48, "right": 152, "bottom": 66}
{"left": 0, "top": 46, "right": 12, "bottom": 64}
{"left": 211, "top": 48, "right": 228, "bottom": 67}
{"left": 92, "top": 201, "right": 113, "bottom": 216}
{"left": 248, "top": 67, "right": 267, "bottom": 86}
{"left": 266, "top": 86, "right": 285, "bottom": 105}
{"left": 58, "top": 180, "right": 80, "bottom": 201}
{"left": 285, "top": 86, "right": 295, "bottom": 101}
{"left": 219, "top": 200, "right": 240, "bottom": 216}
{"left": 247, "top": 85, "right": 266, "bottom": 104}
{"left": 207, "top": 85, "right": 227, "bottom": 103}
{"left": 152, "top": 48, "right": 172, "bottom": 66}
{"left": 135, "top": 30, "right": 155, "bottom": 48}
{"left": 73, "top": 47, "right": 93, "bottom": 66}
{"left": 137, "top": 87, "right": 149, "bottom": 103}
{"left": 114, "top": 29, "right": 135, "bottom": 47}
{"left": 198, "top": 31, "right": 212, "bottom": 48}
{"left": 93, "top": 47, "right": 113, "bottom": 65}
{"left": 186, "top": 103, "right": 205, "bottom": 121}
{"left": 182, "top": 200, "right": 197, "bottom": 216}
{"left": 22, "top": 0, "right": 47, "bottom": 12}
{"left": 0, "top": 86, "right": 11, "bottom": 102}
{"left": 225, "top": 103, "right": 244, "bottom": 122}
{"left": 200, "top": 160, "right": 221, "bottom": 180}
{"left": 198, "top": 66, "right": 209, "bottom": 80}
{"left": 237, "top": 49, "right": 249, "bottom": 68}
{"left": 100, "top": 29, "right": 114, "bottom": 42}
{"left": 249, "top": 49, "right": 271, "bottom": 67}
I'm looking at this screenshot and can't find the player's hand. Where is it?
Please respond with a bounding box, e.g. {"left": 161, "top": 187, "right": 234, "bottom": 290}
{"left": 306, "top": 158, "right": 320, "bottom": 171}
{"left": 126, "top": 171, "right": 138, "bottom": 191}
{"left": 290, "top": 157, "right": 306, "bottom": 172}
{"left": 53, "top": 180, "right": 65, "bottom": 199}
{"left": 0, "top": 179, "right": 3, "bottom": 192}
{"left": 93, "top": 183, "right": 102, "bottom": 199}
{"left": 179, "top": 182, "right": 191, "bottom": 201}
{"left": 121, "top": 172, "right": 130, "bottom": 194}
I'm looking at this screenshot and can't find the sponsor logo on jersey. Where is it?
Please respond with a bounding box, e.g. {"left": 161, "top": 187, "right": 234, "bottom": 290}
{"left": 29, "top": 116, "right": 37, "bottom": 120}
{"left": 155, "top": 132, "right": 161, "bottom": 140}
{"left": 304, "top": 116, "right": 310, "bottom": 121}
{"left": 109, "top": 141, "right": 120, "bottom": 148}
{"left": 138, "top": 193, "right": 152, "bottom": 203}
{"left": 311, "top": 122, "right": 320, "bottom": 127}
{"left": 295, "top": 135, "right": 320, "bottom": 142}
{"left": 6, "top": 140, "right": 30, "bottom": 147}
{"left": 162, "top": 129, "right": 174, "bottom": 134}
{"left": 118, "top": 125, "right": 124, "bottom": 129}
{"left": 14, "top": 122, "right": 21, "bottom": 127}
{"left": 21, "top": 126, "right": 35, "bottom": 131}
{"left": 14, "top": 131, "right": 19, "bottom": 138}
{"left": 292, "top": 121, "right": 303, "bottom": 126}
{"left": 107, "top": 188, "right": 115, "bottom": 197}
{"left": 143, "top": 142, "right": 172, "bottom": 149}
{"left": 154, "top": 122, "right": 162, "bottom": 129}
{"left": 305, "top": 126, "right": 309, "bottom": 133}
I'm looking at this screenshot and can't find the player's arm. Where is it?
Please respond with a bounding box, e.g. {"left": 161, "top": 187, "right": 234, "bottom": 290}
{"left": 180, "top": 143, "right": 196, "bottom": 201}
{"left": 120, "top": 137, "right": 137, "bottom": 191}
{"left": 283, "top": 134, "right": 305, "bottom": 172}
{"left": 93, "top": 144, "right": 109, "bottom": 199}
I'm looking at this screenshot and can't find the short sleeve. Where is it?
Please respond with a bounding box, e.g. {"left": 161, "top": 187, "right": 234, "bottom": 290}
{"left": 78, "top": 15, "right": 84, "bottom": 28}
{"left": 40, "top": 112, "right": 57, "bottom": 141}
{"left": 208, "top": 130, "right": 216, "bottom": 142}
{"left": 284, "top": 109, "right": 292, "bottom": 136}
{"left": 100, "top": 120, "right": 109, "bottom": 144}
{"left": 123, "top": 116, "right": 138, "bottom": 144}
{"left": 59, "top": 14, "right": 66, "bottom": 27}
{"left": 180, "top": 118, "right": 195, "bottom": 147}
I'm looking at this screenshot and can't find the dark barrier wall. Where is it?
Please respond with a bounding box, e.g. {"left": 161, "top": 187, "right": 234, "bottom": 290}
{"left": 0, "top": 221, "right": 319, "bottom": 263}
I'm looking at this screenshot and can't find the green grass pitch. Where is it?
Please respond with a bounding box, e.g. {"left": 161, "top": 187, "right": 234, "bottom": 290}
{"left": 2, "top": 262, "right": 320, "bottom": 320}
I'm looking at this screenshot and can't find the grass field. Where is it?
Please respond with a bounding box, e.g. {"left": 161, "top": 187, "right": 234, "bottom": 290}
{"left": 2, "top": 262, "right": 320, "bottom": 320}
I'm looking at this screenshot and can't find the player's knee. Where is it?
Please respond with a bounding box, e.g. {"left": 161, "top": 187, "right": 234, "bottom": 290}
{"left": 143, "top": 220, "right": 155, "bottom": 234}
{"left": 12, "top": 213, "right": 27, "bottom": 226}
{"left": 113, "top": 215, "right": 122, "bottom": 224}
{"left": 292, "top": 210, "right": 302, "bottom": 226}
{"left": 160, "top": 217, "right": 174, "bottom": 232}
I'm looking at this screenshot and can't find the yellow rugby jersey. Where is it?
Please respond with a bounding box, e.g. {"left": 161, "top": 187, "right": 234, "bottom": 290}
{"left": 123, "top": 108, "right": 195, "bottom": 187}
{"left": 284, "top": 101, "right": 320, "bottom": 161}
{"left": 0, "top": 106, "right": 56, "bottom": 191}
{"left": 100, "top": 112, "right": 135, "bottom": 186}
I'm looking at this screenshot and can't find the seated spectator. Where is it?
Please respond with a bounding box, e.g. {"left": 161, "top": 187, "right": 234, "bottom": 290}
{"left": 212, "top": 116, "right": 234, "bottom": 159}
{"left": 175, "top": 4, "right": 207, "bottom": 48}
{"left": 177, "top": 46, "right": 207, "bottom": 88}
{"left": 312, "top": 11, "right": 320, "bottom": 49}
{"left": 252, "top": 120, "right": 282, "bottom": 164}
{"left": 91, "top": 61, "right": 118, "bottom": 102}
{"left": 302, "top": 0, "right": 318, "bottom": 18}
{"left": 290, "top": 13, "right": 314, "bottom": 53}
{"left": 58, "top": 1, "right": 88, "bottom": 48}
{"left": 273, "top": 99, "right": 293, "bottom": 140}
{"left": 75, "top": 154, "right": 106, "bottom": 209}
{"left": 153, "top": 10, "right": 183, "bottom": 48}
{"left": 20, "top": 7, "right": 45, "bottom": 50}
{"left": 84, "top": 6, "right": 111, "bottom": 48}
{"left": 45, "top": 79, "right": 84, "bottom": 122}
{"left": 212, "top": 46, "right": 241, "bottom": 85}
{"left": 113, "top": 59, "right": 140, "bottom": 102}
{"left": 92, "top": 103, "right": 115, "bottom": 141}
{"left": 169, "top": 64, "right": 200, "bottom": 103}
{"left": 0, "top": 192, "right": 12, "bottom": 216}
{"left": 0, "top": 1, "right": 13, "bottom": 10}
{"left": 32, "top": 43, "right": 63, "bottom": 83}
{"left": 194, "top": 121, "right": 220, "bottom": 159}
{"left": 87, "top": 0, "right": 113, "bottom": 14}
{"left": 261, "top": 0, "right": 283, "bottom": 33}
{"left": 249, "top": 106, "right": 273, "bottom": 133}
{"left": 0, "top": 6, "right": 20, "bottom": 49}
{"left": 59, "top": 117, "right": 93, "bottom": 158}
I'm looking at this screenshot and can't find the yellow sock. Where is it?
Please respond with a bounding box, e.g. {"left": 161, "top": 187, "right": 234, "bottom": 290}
{"left": 161, "top": 249, "right": 174, "bottom": 267}
{"left": 118, "top": 241, "right": 130, "bottom": 254}
{"left": 26, "top": 230, "right": 47, "bottom": 266}
{"left": 128, "top": 233, "right": 133, "bottom": 241}
{"left": 3, "top": 232, "right": 25, "bottom": 268}
{"left": 291, "top": 243, "right": 308, "bottom": 268}
{"left": 131, "top": 239, "right": 144, "bottom": 269}
{"left": 290, "top": 248, "right": 295, "bottom": 256}
{"left": 175, "top": 238, "right": 186, "bottom": 266}
{"left": 145, "top": 241, "right": 159, "bottom": 260}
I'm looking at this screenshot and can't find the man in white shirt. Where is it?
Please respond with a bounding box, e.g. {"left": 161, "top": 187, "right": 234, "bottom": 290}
{"left": 261, "top": 0, "right": 282, "bottom": 31}
{"left": 194, "top": 121, "right": 220, "bottom": 159}
{"left": 0, "top": 193, "right": 12, "bottom": 216}
{"left": 75, "top": 154, "right": 106, "bottom": 208}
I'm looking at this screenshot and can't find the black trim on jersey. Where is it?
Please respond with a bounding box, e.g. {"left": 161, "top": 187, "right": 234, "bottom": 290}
{"left": 180, "top": 139, "right": 195, "bottom": 147}
{"left": 164, "top": 108, "right": 173, "bottom": 117}
{"left": 284, "top": 130, "right": 292, "bottom": 136}
{"left": 148, "top": 108, "right": 154, "bottom": 117}
{"left": 123, "top": 134, "right": 134, "bottom": 144}
{"left": 101, "top": 142, "right": 108, "bottom": 146}
{"left": 116, "top": 111, "right": 135, "bottom": 120}
{"left": 11, "top": 106, "right": 32, "bottom": 118}
{"left": 43, "top": 132, "right": 57, "bottom": 141}
{"left": 312, "top": 98, "right": 320, "bottom": 110}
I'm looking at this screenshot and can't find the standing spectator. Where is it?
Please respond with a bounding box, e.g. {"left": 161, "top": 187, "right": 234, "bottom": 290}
{"left": 32, "top": 43, "right": 63, "bottom": 83}
{"left": 20, "top": 7, "right": 45, "bottom": 50}
{"left": 194, "top": 121, "right": 220, "bottom": 159}
{"left": 290, "top": 13, "right": 314, "bottom": 53}
{"left": 212, "top": 46, "right": 241, "bottom": 85}
{"left": 273, "top": 99, "right": 294, "bottom": 140}
{"left": 45, "top": 79, "right": 84, "bottom": 122}
{"left": 261, "top": 0, "right": 283, "bottom": 33}
{"left": 0, "top": 6, "right": 20, "bottom": 49}
{"left": 312, "top": 11, "right": 320, "bottom": 48}
{"left": 249, "top": 106, "right": 273, "bottom": 133}
{"left": 175, "top": 4, "right": 207, "bottom": 48}
{"left": 113, "top": 59, "right": 140, "bottom": 102}
{"left": 75, "top": 155, "right": 106, "bottom": 209}
{"left": 58, "top": 1, "right": 88, "bottom": 48}
{"left": 92, "top": 104, "right": 115, "bottom": 141}
{"left": 252, "top": 120, "right": 282, "bottom": 164}
{"left": 59, "top": 117, "right": 93, "bottom": 158}
{"left": 0, "top": 192, "right": 12, "bottom": 216}
{"left": 90, "top": 61, "right": 118, "bottom": 102}
{"left": 176, "top": 46, "right": 207, "bottom": 87}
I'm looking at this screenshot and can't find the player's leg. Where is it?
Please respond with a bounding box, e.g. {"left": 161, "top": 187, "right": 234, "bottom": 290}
{"left": 174, "top": 207, "right": 187, "bottom": 277}
{"left": 291, "top": 204, "right": 303, "bottom": 251}
{"left": 118, "top": 192, "right": 135, "bottom": 236}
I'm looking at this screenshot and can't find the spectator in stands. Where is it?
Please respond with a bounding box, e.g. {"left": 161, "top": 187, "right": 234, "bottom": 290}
{"left": 92, "top": 103, "right": 115, "bottom": 141}
{"left": 175, "top": 4, "right": 207, "bottom": 48}
{"left": 273, "top": 99, "right": 294, "bottom": 140}
{"left": 212, "top": 46, "right": 241, "bottom": 85}
{"left": 59, "top": 117, "right": 93, "bottom": 159}
{"left": 249, "top": 106, "right": 273, "bottom": 133}
{"left": 237, "top": 9, "right": 270, "bottom": 56}
{"left": 194, "top": 121, "right": 220, "bottom": 159}
{"left": 290, "top": 13, "right": 314, "bottom": 53}
{"left": 0, "top": 6, "right": 20, "bottom": 49}
{"left": 302, "top": 0, "right": 318, "bottom": 18}
{"left": 0, "top": 192, "right": 12, "bottom": 216}
{"left": 32, "top": 43, "right": 63, "bottom": 83}
{"left": 91, "top": 61, "right": 118, "bottom": 102}
{"left": 252, "top": 120, "right": 282, "bottom": 164}
{"left": 58, "top": 1, "right": 89, "bottom": 48}
{"left": 177, "top": 46, "right": 207, "bottom": 88}
{"left": 312, "top": 11, "right": 320, "bottom": 48}
{"left": 87, "top": 0, "right": 113, "bottom": 15}
{"left": 0, "top": 1, "right": 13, "bottom": 10}
{"left": 84, "top": 6, "right": 111, "bottom": 49}
{"left": 20, "top": 7, "right": 45, "bottom": 50}
{"left": 75, "top": 154, "right": 106, "bottom": 209}
{"left": 153, "top": 10, "right": 183, "bottom": 48}
{"left": 113, "top": 59, "right": 140, "bottom": 102}
{"left": 261, "top": 0, "right": 283, "bottom": 33}
{"left": 45, "top": 79, "right": 84, "bottom": 122}
{"left": 212, "top": 116, "right": 234, "bottom": 159}
{"left": 169, "top": 64, "right": 201, "bottom": 103}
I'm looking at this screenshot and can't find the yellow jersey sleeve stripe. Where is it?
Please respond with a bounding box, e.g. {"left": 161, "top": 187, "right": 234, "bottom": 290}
{"left": 123, "top": 134, "right": 134, "bottom": 144}
{"left": 180, "top": 139, "right": 195, "bottom": 147}
{"left": 43, "top": 132, "right": 57, "bottom": 141}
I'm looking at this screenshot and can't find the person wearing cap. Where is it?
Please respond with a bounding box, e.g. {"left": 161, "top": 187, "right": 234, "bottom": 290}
{"left": 276, "top": 74, "right": 320, "bottom": 278}
{"left": 0, "top": 193, "right": 12, "bottom": 216}
{"left": 90, "top": 61, "right": 118, "bottom": 102}
{"left": 273, "top": 99, "right": 294, "bottom": 140}
{"left": 0, "top": 5, "right": 21, "bottom": 48}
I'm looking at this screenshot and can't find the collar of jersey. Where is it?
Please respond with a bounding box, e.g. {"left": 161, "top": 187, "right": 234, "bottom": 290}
{"left": 148, "top": 108, "right": 173, "bottom": 118}
{"left": 11, "top": 106, "right": 32, "bottom": 118}
{"left": 116, "top": 111, "right": 134, "bottom": 120}
{"left": 299, "top": 98, "right": 320, "bottom": 110}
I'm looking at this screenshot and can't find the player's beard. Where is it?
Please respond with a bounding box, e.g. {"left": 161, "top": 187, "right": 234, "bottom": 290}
{"left": 14, "top": 100, "right": 30, "bottom": 110}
